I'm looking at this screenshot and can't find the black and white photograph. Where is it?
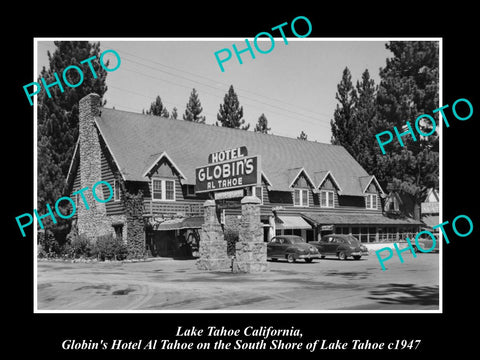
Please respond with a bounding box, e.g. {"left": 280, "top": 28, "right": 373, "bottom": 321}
{"left": 8, "top": 6, "right": 477, "bottom": 357}
{"left": 33, "top": 39, "right": 441, "bottom": 312}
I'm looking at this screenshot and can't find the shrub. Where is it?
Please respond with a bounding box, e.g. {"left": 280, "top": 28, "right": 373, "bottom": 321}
{"left": 38, "top": 229, "right": 64, "bottom": 257}
{"left": 95, "top": 233, "right": 128, "bottom": 261}
{"left": 64, "top": 233, "right": 94, "bottom": 259}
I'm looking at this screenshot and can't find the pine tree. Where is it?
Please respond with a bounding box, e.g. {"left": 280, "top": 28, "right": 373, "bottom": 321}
{"left": 161, "top": 107, "right": 169, "bottom": 118}
{"left": 375, "top": 41, "right": 439, "bottom": 219}
{"left": 37, "top": 41, "right": 108, "bottom": 240}
{"left": 330, "top": 67, "right": 358, "bottom": 155}
{"left": 331, "top": 69, "right": 381, "bottom": 175}
{"left": 297, "top": 131, "right": 308, "bottom": 140}
{"left": 216, "top": 85, "right": 250, "bottom": 130}
{"left": 254, "top": 113, "right": 271, "bottom": 134}
{"left": 145, "top": 95, "right": 166, "bottom": 116}
{"left": 170, "top": 107, "right": 178, "bottom": 119}
{"left": 377, "top": 41, "right": 439, "bottom": 153}
{"left": 183, "top": 88, "right": 206, "bottom": 123}
{"left": 352, "top": 69, "right": 382, "bottom": 175}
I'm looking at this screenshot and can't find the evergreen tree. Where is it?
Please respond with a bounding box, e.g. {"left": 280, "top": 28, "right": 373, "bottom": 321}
{"left": 216, "top": 85, "right": 250, "bottom": 130}
{"left": 161, "top": 107, "right": 169, "bottom": 118}
{"left": 37, "top": 41, "right": 108, "bottom": 230}
{"left": 375, "top": 41, "right": 439, "bottom": 219}
{"left": 297, "top": 131, "right": 308, "bottom": 140}
{"left": 329, "top": 43, "right": 439, "bottom": 220}
{"left": 330, "top": 67, "right": 358, "bottom": 155}
{"left": 377, "top": 42, "right": 439, "bottom": 132}
{"left": 37, "top": 41, "right": 108, "bottom": 245}
{"left": 331, "top": 69, "right": 382, "bottom": 175}
{"left": 170, "top": 107, "right": 178, "bottom": 119}
{"left": 144, "top": 95, "right": 166, "bottom": 116}
{"left": 254, "top": 113, "right": 271, "bottom": 134}
{"left": 353, "top": 69, "right": 383, "bottom": 175}
{"left": 183, "top": 88, "right": 206, "bottom": 123}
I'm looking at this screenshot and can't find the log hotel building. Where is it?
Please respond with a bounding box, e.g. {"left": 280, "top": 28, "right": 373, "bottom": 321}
{"left": 65, "top": 94, "right": 422, "bottom": 257}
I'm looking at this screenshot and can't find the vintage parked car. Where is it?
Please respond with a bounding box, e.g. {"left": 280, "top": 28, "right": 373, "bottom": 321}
{"left": 399, "top": 233, "right": 440, "bottom": 253}
{"left": 267, "top": 235, "right": 321, "bottom": 263}
{"left": 310, "top": 234, "right": 369, "bottom": 260}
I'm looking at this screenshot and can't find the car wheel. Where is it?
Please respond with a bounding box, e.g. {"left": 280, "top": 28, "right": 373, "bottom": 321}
{"left": 320, "top": 255, "right": 326, "bottom": 259}
{"left": 271, "top": 257, "right": 278, "bottom": 262}
{"left": 338, "top": 251, "right": 347, "bottom": 260}
{"left": 287, "top": 254, "right": 296, "bottom": 263}
{"left": 353, "top": 255, "right": 361, "bottom": 260}
{"left": 305, "top": 258, "right": 313, "bottom": 263}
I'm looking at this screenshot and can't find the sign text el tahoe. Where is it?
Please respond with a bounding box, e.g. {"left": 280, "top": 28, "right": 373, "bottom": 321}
{"left": 195, "top": 146, "right": 260, "bottom": 193}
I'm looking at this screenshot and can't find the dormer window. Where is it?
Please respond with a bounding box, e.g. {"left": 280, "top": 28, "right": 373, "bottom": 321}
{"left": 294, "top": 189, "right": 309, "bottom": 207}
{"left": 320, "top": 190, "right": 334, "bottom": 208}
{"left": 152, "top": 179, "right": 175, "bottom": 201}
{"left": 366, "top": 194, "right": 377, "bottom": 210}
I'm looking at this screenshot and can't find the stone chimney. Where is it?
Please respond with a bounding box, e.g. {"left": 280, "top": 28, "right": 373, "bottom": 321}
{"left": 77, "top": 93, "right": 106, "bottom": 238}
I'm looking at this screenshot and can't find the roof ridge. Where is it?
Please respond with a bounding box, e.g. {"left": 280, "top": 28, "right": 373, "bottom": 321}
{"left": 100, "top": 106, "right": 342, "bottom": 146}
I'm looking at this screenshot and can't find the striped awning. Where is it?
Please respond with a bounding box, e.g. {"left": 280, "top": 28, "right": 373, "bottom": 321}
{"left": 153, "top": 216, "right": 203, "bottom": 231}
{"left": 275, "top": 215, "right": 312, "bottom": 230}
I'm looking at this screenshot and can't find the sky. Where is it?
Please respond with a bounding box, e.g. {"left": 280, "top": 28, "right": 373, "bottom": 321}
{"left": 36, "top": 39, "right": 391, "bottom": 143}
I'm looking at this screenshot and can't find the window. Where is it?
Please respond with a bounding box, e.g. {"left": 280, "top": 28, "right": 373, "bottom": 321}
{"left": 293, "top": 189, "right": 309, "bottom": 207}
{"left": 252, "top": 186, "right": 263, "bottom": 204}
{"left": 366, "top": 194, "right": 377, "bottom": 210}
{"left": 320, "top": 190, "right": 334, "bottom": 208}
{"left": 165, "top": 180, "right": 175, "bottom": 200}
{"left": 152, "top": 179, "right": 163, "bottom": 200}
{"left": 337, "top": 227, "right": 349, "bottom": 234}
{"left": 114, "top": 179, "right": 120, "bottom": 201}
{"left": 186, "top": 184, "right": 195, "bottom": 197}
{"left": 152, "top": 179, "right": 175, "bottom": 201}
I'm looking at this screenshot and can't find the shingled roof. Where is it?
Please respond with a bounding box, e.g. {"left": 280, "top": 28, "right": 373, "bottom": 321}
{"left": 94, "top": 107, "right": 377, "bottom": 196}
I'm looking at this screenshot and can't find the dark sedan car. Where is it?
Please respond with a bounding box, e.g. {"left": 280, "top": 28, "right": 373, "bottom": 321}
{"left": 267, "top": 235, "right": 321, "bottom": 263}
{"left": 310, "top": 234, "right": 369, "bottom": 260}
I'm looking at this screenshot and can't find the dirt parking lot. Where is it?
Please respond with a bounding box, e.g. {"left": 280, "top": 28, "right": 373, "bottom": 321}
{"left": 37, "top": 252, "right": 439, "bottom": 311}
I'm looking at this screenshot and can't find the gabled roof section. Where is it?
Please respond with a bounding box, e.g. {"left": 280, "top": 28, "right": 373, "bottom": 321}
{"left": 359, "top": 175, "right": 385, "bottom": 195}
{"left": 94, "top": 117, "right": 126, "bottom": 181}
{"left": 288, "top": 167, "right": 316, "bottom": 189}
{"left": 313, "top": 170, "right": 343, "bottom": 192}
{"left": 94, "top": 107, "right": 374, "bottom": 195}
{"left": 142, "top": 151, "right": 187, "bottom": 180}
{"left": 261, "top": 171, "right": 273, "bottom": 187}
{"left": 425, "top": 188, "right": 439, "bottom": 202}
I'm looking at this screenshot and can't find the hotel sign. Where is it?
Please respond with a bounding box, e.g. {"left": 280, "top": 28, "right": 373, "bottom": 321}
{"left": 195, "top": 146, "right": 261, "bottom": 193}
{"left": 208, "top": 146, "right": 248, "bottom": 163}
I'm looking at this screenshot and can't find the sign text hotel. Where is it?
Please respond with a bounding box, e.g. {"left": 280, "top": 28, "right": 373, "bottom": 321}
{"left": 195, "top": 146, "right": 260, "bottom": 193}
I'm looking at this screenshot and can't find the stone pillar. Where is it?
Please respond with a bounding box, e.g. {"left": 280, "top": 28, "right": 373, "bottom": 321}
{"left": 233, "top": 196, "right": 268, "bottom": 273}
{"left": 196, "top": 200, "right": 230, "bottom": 271}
